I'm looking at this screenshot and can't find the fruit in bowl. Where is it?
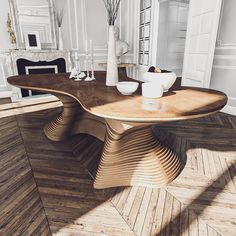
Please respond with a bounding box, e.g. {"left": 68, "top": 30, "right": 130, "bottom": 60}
{"left": 116, "top": 82, "right": 139, "bottom": 96}
{"left": 143, "top": 66, "right": 176, "bottom": 92}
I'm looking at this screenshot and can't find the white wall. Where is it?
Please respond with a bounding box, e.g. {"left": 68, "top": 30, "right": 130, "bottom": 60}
{"left": 0, "top": 0, "right": 13, "bottom": 97}
{"left": 0, "top": 0, "right": 11, "bottom": 51}
{"left": 54, "top": 0, "right": 135, "bottom": 71}
{"left": 210, "top": 0, "right": 236, "bottom": 115}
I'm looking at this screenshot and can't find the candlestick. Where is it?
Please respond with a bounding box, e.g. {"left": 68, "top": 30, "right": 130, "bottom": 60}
{"left": 84, "top": 39, "right": 92, "bottom": 81}
{"left": 76, "top": 58, "right": 82, "bottom": 81}
{"left": 74, "top": 51, "right": 79, "bottom": 60}
{"left": 90, "top": 40, "right": 96, "bottom": 80}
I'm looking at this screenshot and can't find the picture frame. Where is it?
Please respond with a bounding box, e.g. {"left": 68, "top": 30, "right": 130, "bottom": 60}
{"left": 24, "top": 31, "right": 41, "bottom": 50}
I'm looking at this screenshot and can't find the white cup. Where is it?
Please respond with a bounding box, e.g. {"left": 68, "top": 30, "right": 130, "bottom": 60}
{"left": 142, "top": 82, "right": 164, "bottom": 98}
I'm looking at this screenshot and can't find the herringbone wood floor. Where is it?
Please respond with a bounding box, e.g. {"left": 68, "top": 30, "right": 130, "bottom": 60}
{"left": 1, "top": 98, "right": 236, "bottom": 235}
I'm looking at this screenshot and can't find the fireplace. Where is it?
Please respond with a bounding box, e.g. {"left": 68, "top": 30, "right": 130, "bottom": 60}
{"left": 8, "top": 50, "right": 71, "bottom": 100}
{"left": 16, "top": 58, "right": 66, "bottom": 97}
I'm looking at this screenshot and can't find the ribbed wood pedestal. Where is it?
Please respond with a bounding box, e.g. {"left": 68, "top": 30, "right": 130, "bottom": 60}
{"left": 43, "top": 94, "right": 106, "bottom": 142}
{"left": 42, "top": 95, "right": 182, "bottom": 189}
{"left": 94, "top": 121, "right": 182, "bottom": 189}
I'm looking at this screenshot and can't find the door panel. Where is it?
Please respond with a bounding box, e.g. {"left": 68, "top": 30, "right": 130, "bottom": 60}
{"left": 182, "top": 0, "right": 222, "bottom": 88}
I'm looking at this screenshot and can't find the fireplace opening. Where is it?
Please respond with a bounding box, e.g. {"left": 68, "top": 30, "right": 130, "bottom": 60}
{"left": 16, "top": 58, "right": 66, "bottom": 97}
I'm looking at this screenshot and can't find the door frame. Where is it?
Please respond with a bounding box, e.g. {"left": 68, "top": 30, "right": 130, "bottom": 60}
{"left": 133, "top": 0, "right": 160, "bottom": 81}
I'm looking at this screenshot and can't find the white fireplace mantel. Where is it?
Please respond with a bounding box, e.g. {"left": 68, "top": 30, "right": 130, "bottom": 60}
{"left": 0, "top": 50, "right": 72, "bottom": 101}
{"left": 10, "top": 50, "right": 72, "bottom": 75}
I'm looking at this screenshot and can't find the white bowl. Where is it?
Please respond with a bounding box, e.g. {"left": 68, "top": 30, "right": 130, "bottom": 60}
{"left": 143, "top": 72, "right": 176, "bottom": 91}
{"left": 142, "top": 82, "right": 163, "bottom": 98}
{"left": 116, "top": 82, "right": 139, "bottom": 95}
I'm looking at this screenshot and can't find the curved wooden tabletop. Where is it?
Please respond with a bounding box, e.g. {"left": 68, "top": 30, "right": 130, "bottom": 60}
{"left": 8, "top": 72, "right": 227, "bottom": 122}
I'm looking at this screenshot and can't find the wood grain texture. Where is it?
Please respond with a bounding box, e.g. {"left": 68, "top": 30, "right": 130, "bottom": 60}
{"left": 0, "top": 115, "right": 50, "bottom": 236}
{"left": 16, "top": 108, "right": 135, "bottom": 236}
{"left": 7, "top": 72, "right": 227, "bottom": 122}
{"left": 0, "top": 99, "right": 235, "bottom": 235}
{"left": 0, "top": 98, "right": 11, "bottom": 105}
{"left": 0, "top": 96, "right": 62, "bottom": 118}
{"left": 43, "top": 94, "right": 105, "bottom": 142}
{"left": 94, "top": 121, "right": 182, "bottom": 189}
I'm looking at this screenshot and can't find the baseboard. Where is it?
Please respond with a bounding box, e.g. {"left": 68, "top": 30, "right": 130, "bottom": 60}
{"left": 221, "top": 105, "right": 236, "bottom": 116}
{"left": 0, "top": 91, "right": 13, "bottom": 98}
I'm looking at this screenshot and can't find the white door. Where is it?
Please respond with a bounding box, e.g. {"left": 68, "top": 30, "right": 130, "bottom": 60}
{"left": 182, "top": 0, "right": 222, "bottom": 88}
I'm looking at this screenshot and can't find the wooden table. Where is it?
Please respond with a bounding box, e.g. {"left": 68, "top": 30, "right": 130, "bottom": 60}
{"left": 8, "top": 72, "right": 227, "bottom": 189}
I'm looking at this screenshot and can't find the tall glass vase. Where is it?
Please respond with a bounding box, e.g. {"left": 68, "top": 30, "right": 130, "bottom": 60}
{"left": 106, "top": 26, "right": 118, "bottom": 86}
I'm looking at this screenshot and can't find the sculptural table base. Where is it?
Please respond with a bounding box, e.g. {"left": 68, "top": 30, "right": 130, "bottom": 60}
{"left": 94, "top": 120, "right": 182, "bottom": 189}
{"left": 44, "top": 95, "right": 182, "bottom": 189}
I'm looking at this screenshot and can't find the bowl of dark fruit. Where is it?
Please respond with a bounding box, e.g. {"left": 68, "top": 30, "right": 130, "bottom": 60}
{"left": 143, "top": 66, "right": 176, "bottom": 91}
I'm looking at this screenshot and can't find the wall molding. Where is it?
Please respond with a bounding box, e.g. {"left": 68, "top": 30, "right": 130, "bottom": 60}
{"left": 214, "top": 55, "right": 236, "bottom": 59}
{"left": 64, "top": 0, "right": 135, "bottom": 67}
{"left": 216, "top": 46, "right": 236, "bottom": 50}
{"left": 213, "top": 65, "right": 236, "bottom": 70}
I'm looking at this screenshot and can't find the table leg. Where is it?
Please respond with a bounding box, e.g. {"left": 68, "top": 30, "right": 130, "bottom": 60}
{"left": 43, "top": 94, "right": 106, "bottom": 142}
{"left": 94, "top": 120, "right": 183, "bottom": 189}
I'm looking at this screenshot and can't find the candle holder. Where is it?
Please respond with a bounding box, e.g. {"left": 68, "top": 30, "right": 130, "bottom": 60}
{"left": 74, "top": 54, "right": 82, "bottom": 81}
{"left": 84, "top": 39, "right": 95, "bottom": 81}
{"left": 84, "top": 49, "right": 92, "bottom": 81}
{"left": 91, "top": 58, "right": 96, "bottom": 80}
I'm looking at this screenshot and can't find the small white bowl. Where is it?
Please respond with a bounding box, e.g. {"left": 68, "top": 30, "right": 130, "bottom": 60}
{"left": 142, "top": 82, "right": 163, "bottom": 98}
{"left": 116, "top": 82, "right": 139, "bottom": 95}
{"left": 143, "top": 72, "right": 176, "bottom": 91}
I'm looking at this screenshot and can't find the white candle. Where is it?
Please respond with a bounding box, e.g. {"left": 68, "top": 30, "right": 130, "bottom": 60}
{"left": 90, "top": 40, "right": 93, "bottom": 60}
{"left": 78, "top": 58, "right": 81, "bottom": 72}
{"left": 74, "top": 51, "right": 79, "bottom": 60}
{"left": 85, "top": 40, "right": 88, "bottom": 53}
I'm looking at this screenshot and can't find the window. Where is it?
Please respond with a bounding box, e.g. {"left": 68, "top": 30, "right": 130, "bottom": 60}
{"left": 139, "top": 0, "right": 152, "bottom": 66}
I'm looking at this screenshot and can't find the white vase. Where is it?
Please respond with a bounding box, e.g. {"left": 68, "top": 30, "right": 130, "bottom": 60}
{"left": 106, "top": 26, "right": 118, "bottom": 86}
{"left": 58, "top": 27, "right": 64, "bottom": 50}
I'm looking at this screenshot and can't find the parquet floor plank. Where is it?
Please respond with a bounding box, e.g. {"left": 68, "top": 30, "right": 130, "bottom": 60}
{"left": 1, "top": 98, "right": 236, "bottom": 235}
{"left": 0, "top": 113, "right": 50, "bottom": 235}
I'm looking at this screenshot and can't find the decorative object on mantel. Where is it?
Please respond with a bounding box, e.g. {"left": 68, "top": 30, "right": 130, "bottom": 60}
{"left": 24, "top": 31, "right": 41, "bottom": 50}
{"left": 103, "top": 0, "right": 121, "bottom": 86}
{"left": 114, "top": 26, "right": 129, "bottom": 64}
{"left": 6, "top": 13, "right": 17, "bottom": 50}
{"left": 56, "top": 9, "right": 64, "bottom": 50}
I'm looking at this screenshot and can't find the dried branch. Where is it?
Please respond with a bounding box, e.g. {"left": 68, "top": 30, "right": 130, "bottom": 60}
{"left": 103, "top": 0, "right": 121, "bottom": 25}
